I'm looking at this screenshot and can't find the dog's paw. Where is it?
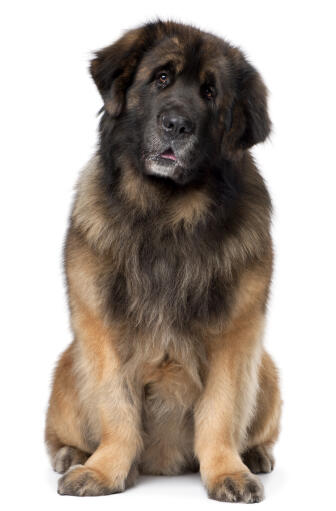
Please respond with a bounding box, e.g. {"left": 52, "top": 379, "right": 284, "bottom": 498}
{"left": 242, "top": 445, "right": 274, "bottom": 474}
{"left": 57, "top": 466, "right": 123, "bottom": 496}
{"left": 53, "top": 446, "right": 89, "bottom": 474}
{"left": 207, "top": 471, "right": 264, "bottom": 503}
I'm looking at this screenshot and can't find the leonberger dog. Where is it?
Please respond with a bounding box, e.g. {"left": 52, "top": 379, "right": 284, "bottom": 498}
{"left": 45, "top": 20, "right": 281, "bottom": 503}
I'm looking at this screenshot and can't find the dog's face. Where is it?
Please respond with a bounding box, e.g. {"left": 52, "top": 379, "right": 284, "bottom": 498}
{"left": 136, "top": 38, "right": 232, "bottom": 184}
{"left": 91, "top": 22, "right": 270, "bottom": 185}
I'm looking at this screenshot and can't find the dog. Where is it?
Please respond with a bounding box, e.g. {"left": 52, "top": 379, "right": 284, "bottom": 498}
{"left": 45, "top": 20, "right": 281, "bottom": 503}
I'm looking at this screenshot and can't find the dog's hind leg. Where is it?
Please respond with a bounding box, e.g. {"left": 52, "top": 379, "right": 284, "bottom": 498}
{"left": 52, "top": 446, "right": 90, "bottom": 474}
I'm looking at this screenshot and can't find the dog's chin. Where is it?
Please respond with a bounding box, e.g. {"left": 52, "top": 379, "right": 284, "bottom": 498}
{"left": 144, "top": 158, "right": 195, "bottom": 185}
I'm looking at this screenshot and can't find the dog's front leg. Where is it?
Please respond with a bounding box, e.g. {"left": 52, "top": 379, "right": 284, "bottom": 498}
{"left": 195, "top": 310, "right": 265, "bottom": 503}
{"left": 56, "top": 299, "right": 143, "bottom": 496}
{"left": 57, "top": 362, "right": 143, "bottom": 496}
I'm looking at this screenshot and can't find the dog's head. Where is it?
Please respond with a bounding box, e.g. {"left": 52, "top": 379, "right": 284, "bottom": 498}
{"left": 91, "top": 21, "right": 271, "bottom": 185}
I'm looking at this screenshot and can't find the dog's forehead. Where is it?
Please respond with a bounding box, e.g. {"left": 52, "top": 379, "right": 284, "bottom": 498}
{"left": 135, "top": 35, "right": 229, "bottom": 83}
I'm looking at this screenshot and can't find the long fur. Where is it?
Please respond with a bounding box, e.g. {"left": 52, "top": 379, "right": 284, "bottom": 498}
{"left": 45, "top": 20, "right": 281, "bottom": 502}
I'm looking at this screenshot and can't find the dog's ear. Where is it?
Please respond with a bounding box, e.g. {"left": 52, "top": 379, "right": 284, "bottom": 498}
{"left": 90, "top": 23, "right": 160, "bottom": 117}
{"left": 225, "top": 55, "right": 271, "bottom": 153}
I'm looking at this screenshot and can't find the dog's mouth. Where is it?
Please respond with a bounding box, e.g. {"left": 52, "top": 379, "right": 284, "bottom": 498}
{"left": 143, "top": 142, "right": 197, "bottom": 184}
{"left": 160, "top": 148, "right": 177, "bottom": 162}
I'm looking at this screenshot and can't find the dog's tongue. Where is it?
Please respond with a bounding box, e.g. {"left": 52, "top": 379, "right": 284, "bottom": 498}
{"left": 160, "top": 148, "right": 177, "bottom": 161}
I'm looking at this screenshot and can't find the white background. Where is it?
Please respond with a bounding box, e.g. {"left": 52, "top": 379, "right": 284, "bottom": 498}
{"left": 1, "top": 0, "right": 336, "bottom": 509}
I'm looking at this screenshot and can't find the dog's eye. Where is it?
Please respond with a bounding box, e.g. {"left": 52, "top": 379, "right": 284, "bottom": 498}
{"left": 202, "top": 85, "right": 216, "bottom": 100}
{"left": 156, "top": 71, "right": 170, "bottom": 87}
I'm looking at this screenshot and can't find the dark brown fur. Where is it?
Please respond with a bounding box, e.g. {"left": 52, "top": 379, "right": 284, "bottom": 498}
{"left": 46, "top": 20, "right": 281, "bottom": 502}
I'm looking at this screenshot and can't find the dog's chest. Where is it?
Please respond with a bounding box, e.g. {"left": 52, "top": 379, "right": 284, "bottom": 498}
{"left": 142, "top": 354, "right": 201, "bottom": 410}
{"left": 105, "top": 229, "right": 234, "bottom": 330}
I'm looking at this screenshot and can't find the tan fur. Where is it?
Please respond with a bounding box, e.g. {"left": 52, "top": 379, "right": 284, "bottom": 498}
{"left": 46, "top": 20, "right": 281, "bottom": 501}
{"left": 168, "top": 188, "right": 213, "bottom": 228}
{"left": 246, "top": 351, "right": 282, "bottom": 449}
{"left": 140, "top": 354, "right": 200, "bottom": 474}
{"left": 195, "top": 332, "right": 263, "bottom": 487}
{"left": 118, "top": 159, "right": 163, "bottom": 213}
{"left": 48, "top": 288, "right": 143, "bottom": 492}
{"left": 46, "top": 232, "right": 280, "bottom": 495}
{"left": 45, "top": 344, "right": 88, "bottom": 458}
{"left": 195, "top": 268, "right": 269, "bottom": 491}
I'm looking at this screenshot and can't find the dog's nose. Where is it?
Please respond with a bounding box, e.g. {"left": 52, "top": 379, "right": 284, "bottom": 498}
{"left": 160, "top": 113, "right": 194, "bottom": 137}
